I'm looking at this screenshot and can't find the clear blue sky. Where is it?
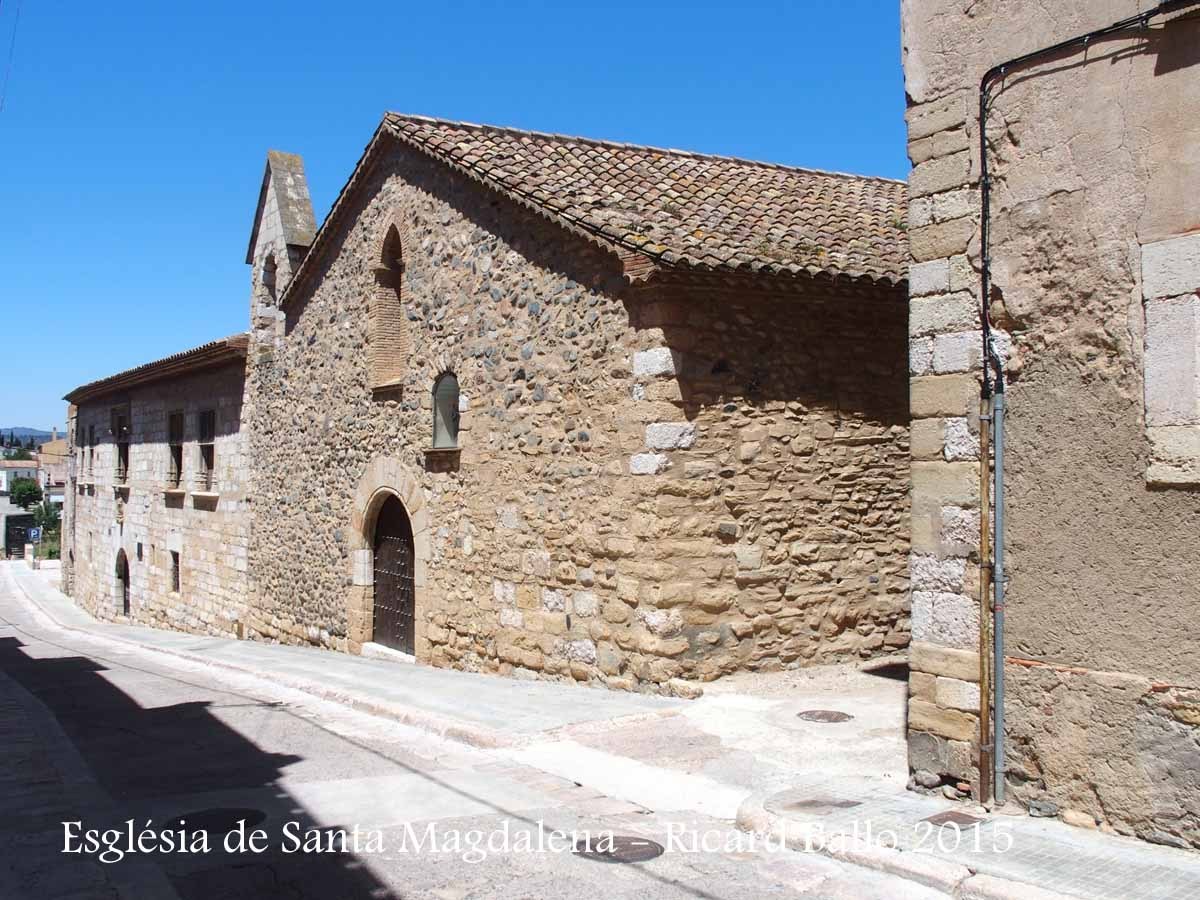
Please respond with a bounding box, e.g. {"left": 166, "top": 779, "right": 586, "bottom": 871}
{"left": 0, "top": 0, "right": 907, "bottom": 430}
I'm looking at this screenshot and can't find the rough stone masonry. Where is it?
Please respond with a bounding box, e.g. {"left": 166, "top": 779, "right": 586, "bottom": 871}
{"left": 902, "top": 0, "right": 1200, "bottom": 849}
{"left": 61, "top": 114, "right": 914, "bottom": 702}
{"left": 243, "top": 117, "right": 913, "bottom": 696}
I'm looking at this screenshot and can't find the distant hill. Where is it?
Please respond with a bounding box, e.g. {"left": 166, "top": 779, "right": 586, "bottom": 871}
{"left": 1, "top": 427, "right": 58, "bottom": 445}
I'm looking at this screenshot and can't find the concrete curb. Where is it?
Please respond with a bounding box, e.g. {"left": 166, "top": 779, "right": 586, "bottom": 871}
{"left": 736, "top": 794, "right": 1088, "bottom": 900}
{"left": 5, "top": 567, "right": 517, "bottom": 750}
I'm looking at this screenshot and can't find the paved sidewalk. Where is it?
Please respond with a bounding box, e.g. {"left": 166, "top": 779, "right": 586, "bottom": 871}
{"left": 5, "top": 562, "right": 679, "bottom": 748}
{"left": 6, "top": 561, "right": 1200, "bottom": 899}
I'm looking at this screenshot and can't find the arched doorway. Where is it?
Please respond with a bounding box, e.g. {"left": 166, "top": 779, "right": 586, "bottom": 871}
{"left": 372, "top": 495, "right": 415, "bottom": 654}
{"left": 115, "top": 549, "right": 130, "bottom": 616}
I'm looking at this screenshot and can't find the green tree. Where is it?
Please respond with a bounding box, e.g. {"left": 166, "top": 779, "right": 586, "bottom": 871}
{"left": 10, "top": 477, "right": 42, "bottom": 509}
{"left": 32, "top": 500, "right": 60, "bottom": 531}
{"left": 8, "top": 448, "right": 32, "bottom": 461}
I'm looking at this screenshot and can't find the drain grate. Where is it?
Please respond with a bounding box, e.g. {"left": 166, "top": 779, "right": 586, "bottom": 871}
{"left": 796, "top": 709, "right": 854, "bottom": 723}
{"left": 573, "top": 834, "right": 665, "bottom": 863}
{"left": 924, "top": 810, "right": 985, "bottom": 828}
{"left": 166, "top": 808, "right": 267, "bottom": 836}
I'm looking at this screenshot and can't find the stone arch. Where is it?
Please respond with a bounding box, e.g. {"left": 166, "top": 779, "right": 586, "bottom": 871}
{"left": 368, "top": 217, "right": 412, "bottom": 390}
{"left": 115, "top": 547, "right": 130, "bottom": 616}
{"left": 347, "top": 456, "right": 431, "bottom": 657}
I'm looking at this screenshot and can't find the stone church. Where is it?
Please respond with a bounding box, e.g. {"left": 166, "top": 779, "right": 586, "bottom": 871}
{"left": 64, "top": 114, "right": 910, "bottom": 695}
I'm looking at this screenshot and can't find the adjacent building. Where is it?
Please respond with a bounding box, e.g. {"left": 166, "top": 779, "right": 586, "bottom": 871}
{"left": 902, "top": 0, "right": 1200, "bottom": 848}
{"left": 63, "top": 336, "right": 251, "bottom": 633}
{"left": 63, "top": 116, "right": 911, "bottom": 695}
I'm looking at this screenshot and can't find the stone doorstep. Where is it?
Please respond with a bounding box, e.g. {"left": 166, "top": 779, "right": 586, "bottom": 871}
{"left": 736, "top": 793, "right": 1090, "bottom": 900}
{"left": 360, "top": 641, "right": 416, "bottom": 665}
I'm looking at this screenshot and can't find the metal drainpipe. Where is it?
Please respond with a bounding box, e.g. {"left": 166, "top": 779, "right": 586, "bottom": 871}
{"left": 978, "top": 394, "right": 993, "bottom": 805}
{"left": 991, "top": 384, "right": 1006, "bottom": 803}
{"left": 973, "top": 0, "right": 1197, "bottom": 807}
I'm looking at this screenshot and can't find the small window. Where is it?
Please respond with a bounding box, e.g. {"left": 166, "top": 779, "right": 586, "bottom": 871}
{"left": 87, "top": 425, "right": 95, "bottom": 477}
{"left": 111, "top": 406, "right": 130, "bottom": 482}
{"left": 170, "top": 550, "right": 180, "bottom": 593}
{"left": 432, "top": 373, "right": 460, "bottom": 449}
{"left": 167, "top": 411, "right": 184, "bottom": 488}
{"left": 262, "top": 253, "right": 278, "bottom": 303}
{"left": 197, "top": 410, "right": 216, "bottom": 491}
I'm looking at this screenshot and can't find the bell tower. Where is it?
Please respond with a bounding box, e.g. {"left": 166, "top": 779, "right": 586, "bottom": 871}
{"left": 245, "top": 150, "right": 316, "bottom": 348}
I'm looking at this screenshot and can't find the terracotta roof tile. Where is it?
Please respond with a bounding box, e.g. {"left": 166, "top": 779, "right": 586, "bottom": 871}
{"left": 382, "top": 114, "right": 907, "bottom": 286}
{"left": 64, "top": 334, "right": 249, "bottom": 405}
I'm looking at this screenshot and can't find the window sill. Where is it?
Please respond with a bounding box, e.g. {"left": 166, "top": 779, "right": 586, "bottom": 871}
{"left": 371, "top": 380, "right": 404, "bottom": 397}
{"left": 424, "top": 446, "right": 461, "bottom": 455}
{"left": 163, "top": 487, "right": 187, "bottom": 497}
{"left": 191, "top": 491, "right": 220, "bottom": 500}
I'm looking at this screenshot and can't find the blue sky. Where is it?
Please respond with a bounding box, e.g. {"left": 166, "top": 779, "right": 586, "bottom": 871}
{"left": 0, "top": 1, "right": 907, "bottom": 430}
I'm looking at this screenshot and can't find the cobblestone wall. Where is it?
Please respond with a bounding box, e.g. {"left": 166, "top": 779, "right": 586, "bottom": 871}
{"left": 244, "top": 140, "right": 911, "bottom": 694}
{"left": 66, "top": 364, "right": 251, "bottom": 634}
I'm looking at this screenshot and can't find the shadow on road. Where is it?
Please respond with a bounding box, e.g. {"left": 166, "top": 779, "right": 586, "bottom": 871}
{"left": 0, "top": 634, "right": 400, "bottom": 900}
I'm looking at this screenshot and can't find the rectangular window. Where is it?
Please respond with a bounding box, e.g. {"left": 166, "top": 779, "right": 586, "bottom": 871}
{"left": 197, "top": 409, "right": 216, "bottom": 491}
{"left": 87, "top": 425, "right": 95, "bottom": 477}
{"left": 167, "top": 411, "right": 184, "bottom": 488}
{"left": 111, "top": 407, "right": 130, "bottom": 483}
{"left": 170, "top": 550, "right": 180, "bottom": 593}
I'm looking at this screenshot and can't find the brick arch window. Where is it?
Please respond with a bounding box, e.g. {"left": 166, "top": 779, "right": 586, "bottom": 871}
{"left": 369, "top": 223, "right": 411, "bottom": 390}
{"left": 432, "top": 372, "right": 460, "bottom": 449}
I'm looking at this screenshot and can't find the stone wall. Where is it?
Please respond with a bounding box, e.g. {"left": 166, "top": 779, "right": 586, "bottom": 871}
{"left": 244, "top": 139, "right": 911, "bottom": 694}
{"left": 902, "top": 0, "right": 1200, "bottom": 847}
{"left": 66, "top": 363, "right": 251, "bottom": 635}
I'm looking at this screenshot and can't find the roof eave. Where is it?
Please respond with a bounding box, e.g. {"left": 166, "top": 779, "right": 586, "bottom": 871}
{"left": 64, "top": 335, "right": 250, "bottom": 406}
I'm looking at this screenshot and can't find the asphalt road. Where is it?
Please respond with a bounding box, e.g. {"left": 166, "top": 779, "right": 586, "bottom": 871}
{"left": 0, "top": 571, "right": 940, "bottom": 900}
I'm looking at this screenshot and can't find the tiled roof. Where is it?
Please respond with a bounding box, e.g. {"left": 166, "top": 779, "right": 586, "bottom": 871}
{"left": 0, "top": 459, "right": 38, "bottom": 469}
{"left": 64, "top": 334, "right": 249, "bottom": 405}
{"left": 382, "top": 114, "right": 907, "bottom": 286}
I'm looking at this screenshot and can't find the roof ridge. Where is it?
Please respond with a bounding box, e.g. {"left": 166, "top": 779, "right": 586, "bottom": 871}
{"left": 384, "top": 112, "right": 906, "bottom": 186}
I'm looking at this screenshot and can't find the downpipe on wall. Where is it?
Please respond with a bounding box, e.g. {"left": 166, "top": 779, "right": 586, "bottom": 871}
{"left": 974, "top": 0, "right": 1199, "bottom": 807}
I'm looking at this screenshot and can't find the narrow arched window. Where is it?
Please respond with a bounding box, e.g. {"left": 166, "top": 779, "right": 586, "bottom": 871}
{"left": 262, "top": 253, "right": 277, "bottom": 302}
{"left": 369, "top": 224, "right": 411, "bottom": 390}
{"left": 432, "top": 373, "right": 460, "bottom": 449}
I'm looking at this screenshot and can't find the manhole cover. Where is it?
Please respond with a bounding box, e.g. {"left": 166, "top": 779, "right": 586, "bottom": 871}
{"left": 573, "top": 834, "right": 665, "bottom": 863}
{"left": 779, "top": 798, "right": 861, "bottom": 812}
{"left": 796, "top": 709, "right": 854, "bottom": 723}
{"left": 167, "top": 808, "right": 267, "bottom": 836}
{"left": 924, "top": 810, "right": 985, "bottom": 828}
{"left": 764, "top": 790, "right": 863, "bottom": 817}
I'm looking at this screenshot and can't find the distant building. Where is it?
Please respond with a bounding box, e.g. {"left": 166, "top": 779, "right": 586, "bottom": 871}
{"left": 37, "top": 433, "right": 68, "bottom": 506}
{"left": 0, "top": 459, "right": 38, "bottom": 496}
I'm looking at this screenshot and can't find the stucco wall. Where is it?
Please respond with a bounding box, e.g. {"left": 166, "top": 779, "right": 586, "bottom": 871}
{"left": 244, "top": 140, "right": 911, "bottom": 693}
{"left": 65, "top": 363, "right": 250, "bottom": 634}
{"left": 902, "top": 0, "right": 1200, "bottom": 847}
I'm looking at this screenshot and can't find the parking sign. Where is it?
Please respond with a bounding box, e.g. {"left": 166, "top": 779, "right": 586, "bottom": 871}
{"left": 28, "top": 527, "right": 41, "bottom": 543}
